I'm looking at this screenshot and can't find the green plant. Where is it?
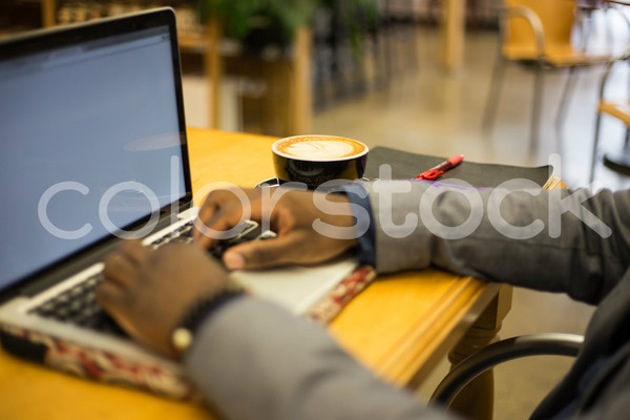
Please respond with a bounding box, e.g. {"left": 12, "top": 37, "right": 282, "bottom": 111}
{"left": 322, "top": 0, "right": 378, "bottom": 54}
{"left": 198, "top": 0, "right": 378, "bottom": 46}
{"left": 199, "top": 0, "right": 319, "bottom": 42}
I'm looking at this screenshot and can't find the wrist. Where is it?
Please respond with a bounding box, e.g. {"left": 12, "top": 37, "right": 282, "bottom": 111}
{"left": 340, "top": 182, "right": 376, "bottom": 266}
{"left": 170, "top": 284, "right": 245, "bottom": 359}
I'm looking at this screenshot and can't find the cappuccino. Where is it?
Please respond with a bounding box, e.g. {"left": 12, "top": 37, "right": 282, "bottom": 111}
{"left": 271, "top": 134, "right": 369, "bottom": 187}
{"left": 273, "top": 135, "right": 367, "bottom": 162}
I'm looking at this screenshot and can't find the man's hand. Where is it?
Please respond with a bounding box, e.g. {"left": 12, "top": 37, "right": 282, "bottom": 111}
{"left": 96, "top": 240, "right": 234, "bottom": 358}
{"left": 194, "top": 187, "right": 359, "bottom": 270}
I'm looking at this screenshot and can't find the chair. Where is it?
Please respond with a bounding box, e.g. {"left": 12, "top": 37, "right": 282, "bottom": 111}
{"left": 483, "top": 0, "right": 612, "bottom": 153}
{"left": 590, "top": 47, "right": 630, "bottom": 182}
{"left": 430, "top": 333, "right": 584, "bottom": 413}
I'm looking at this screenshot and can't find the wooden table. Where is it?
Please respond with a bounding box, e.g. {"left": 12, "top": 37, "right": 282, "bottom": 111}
{"left": 0, "top": 128, "right": 510, "bottom": 419}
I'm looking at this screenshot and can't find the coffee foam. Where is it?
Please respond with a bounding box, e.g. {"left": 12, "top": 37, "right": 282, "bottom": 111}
{"left": 274, "top": 135, "right": 367, "bottom": 161}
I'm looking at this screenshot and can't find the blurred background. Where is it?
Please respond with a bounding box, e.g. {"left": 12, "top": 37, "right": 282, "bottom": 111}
{"left": 2, "top": 1, "right": 630, "bottom": 418}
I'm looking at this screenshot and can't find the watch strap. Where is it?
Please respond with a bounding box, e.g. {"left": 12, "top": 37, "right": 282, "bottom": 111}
{"left": 171, "top": 286, "right": 245, "bottom": 357}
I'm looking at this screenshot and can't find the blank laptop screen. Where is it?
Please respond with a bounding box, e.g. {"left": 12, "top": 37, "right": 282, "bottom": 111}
{"left": 0, "top": 21, "right": 188, "bottom": 290}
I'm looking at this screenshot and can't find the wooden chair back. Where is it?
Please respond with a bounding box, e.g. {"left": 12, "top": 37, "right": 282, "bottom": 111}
{"left": 504, "top": 0, "right": 577, "bottom": 55}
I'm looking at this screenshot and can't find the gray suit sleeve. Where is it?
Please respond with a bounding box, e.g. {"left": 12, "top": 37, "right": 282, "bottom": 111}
{"left": 181, "top": 182, "right": 630, "bottom": 419}
{"left": 363, "top": 180, "right": 630, "bottom": 304}
{"left": 183, "top": 297, "right": 453, "bottom": 420}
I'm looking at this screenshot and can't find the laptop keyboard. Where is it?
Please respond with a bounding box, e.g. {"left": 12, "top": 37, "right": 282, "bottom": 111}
{"left": 148, "top": 220, "right": 195, "bottom": 248}
{"left": 32, "top": 272, "right": 128, "bottom": 337}
{"left": 29, "top": 219, "right": 272, "bottom": 338}
{"left": 30, "top": 220, "right": 198, "bottom": 338}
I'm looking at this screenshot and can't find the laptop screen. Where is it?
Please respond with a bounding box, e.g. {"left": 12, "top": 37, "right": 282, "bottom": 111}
{"left": 0, "top": 10, "right": 190, "bottom": 292}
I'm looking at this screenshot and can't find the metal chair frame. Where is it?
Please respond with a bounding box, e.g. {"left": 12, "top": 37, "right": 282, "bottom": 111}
{"left": 483, "top": 1, "right": 613, "bottom": 154}
{"left": 590, "top": 48, "right": 630, "bottom": 182}
{"left": 430, "top": 333, "right": 584, "bottom": 409}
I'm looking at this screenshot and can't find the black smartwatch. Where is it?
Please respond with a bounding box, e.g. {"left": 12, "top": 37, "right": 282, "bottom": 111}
{"left": 170, "top": 286, "right": 245, "bottom": 357}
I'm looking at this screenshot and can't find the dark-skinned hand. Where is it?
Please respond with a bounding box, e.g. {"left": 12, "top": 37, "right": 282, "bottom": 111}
{"left": 96, "top": 240, "right": 234, "bottom": 358}
{"left": 193, "top": 187, "right": 359, "bottom": 270}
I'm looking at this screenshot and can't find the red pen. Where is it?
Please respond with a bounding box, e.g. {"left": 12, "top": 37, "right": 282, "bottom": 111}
{"left": 415, "top": 154, "right": 464, "bottom": 180}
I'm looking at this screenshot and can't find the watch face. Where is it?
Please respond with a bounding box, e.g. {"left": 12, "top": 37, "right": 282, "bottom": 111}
{"left": 171, "top": 327, "right": 194, "bottom": 356}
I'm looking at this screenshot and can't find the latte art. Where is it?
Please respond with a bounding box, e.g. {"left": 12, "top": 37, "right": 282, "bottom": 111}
{"left": 283, "top": 140, "right": 357, "bottom": 159}
{"left": 274, "top": 136, "right": 367, "bottom": 161}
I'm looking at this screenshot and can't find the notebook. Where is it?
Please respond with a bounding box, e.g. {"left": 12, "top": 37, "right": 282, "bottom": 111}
{"left": 0, "top": 8, "right": 357, "bottom": 399}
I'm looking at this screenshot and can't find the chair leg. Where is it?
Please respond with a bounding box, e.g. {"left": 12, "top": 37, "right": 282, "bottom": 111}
{"left": 482, "top": 55, "right": 505, "bottom": 132}
{"left": 590, "top": 111, "right": 604, "bottom": 183}
{"left": 530, "top": 64, "right": 545, "bottom": 154}
{"left": 556, "top": 66, "right": 579, "bottom": 132}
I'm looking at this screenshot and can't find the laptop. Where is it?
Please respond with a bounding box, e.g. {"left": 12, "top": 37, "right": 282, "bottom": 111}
{"left": 0, "top": 8, "right": 357, "bottom": 399}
